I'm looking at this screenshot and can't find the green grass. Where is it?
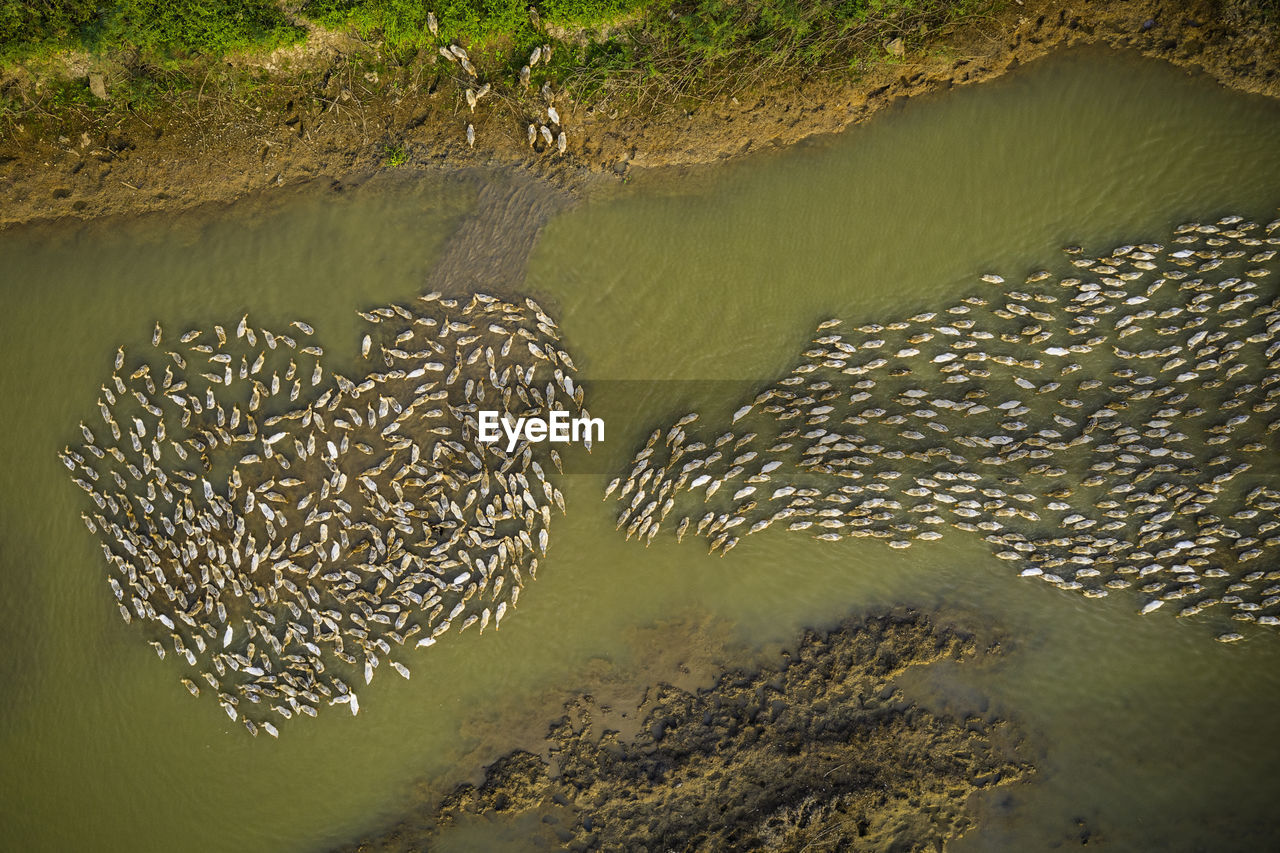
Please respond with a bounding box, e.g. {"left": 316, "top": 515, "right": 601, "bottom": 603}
{"left": 2, "top": 0, "right": 305, "bottom": 63}
{"left": 2, "top": 0, "right": 989, "bottom": 67}
{"left": 382, "top": 140, "right": 409, "bottom": 166}
{"left": 303, "top": 0, "right": 542, "bottom": 51}
{"left": 0, "top": 0, "right": 1001, "bottom": 128}
{"left": 559, "top": 0, "right": 999, "bottom": 106}
{"left": 0, "top": 0, "right": 98, "bottom": 59}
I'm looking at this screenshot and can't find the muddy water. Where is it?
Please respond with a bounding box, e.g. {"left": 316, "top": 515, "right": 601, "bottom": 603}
{"left": 3, "top": 46, "right": 1280, "bottom": 852}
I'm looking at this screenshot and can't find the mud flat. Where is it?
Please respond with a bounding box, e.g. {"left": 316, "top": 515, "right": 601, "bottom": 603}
{"left": 338, "top": 609, "right": 1031, "bottom": 852}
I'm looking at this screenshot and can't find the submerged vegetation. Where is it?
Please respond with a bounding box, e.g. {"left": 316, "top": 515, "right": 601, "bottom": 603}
{"left": 343, "top": 610, "right": 1032, "bottom": 851}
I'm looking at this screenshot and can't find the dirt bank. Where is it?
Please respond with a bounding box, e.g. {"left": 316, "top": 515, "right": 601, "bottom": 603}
{"left": 336, "top": 609, "right": 1032, "bottom": 852}
{"left": 0, "top": 0, "right": 1277, "bottom": 231}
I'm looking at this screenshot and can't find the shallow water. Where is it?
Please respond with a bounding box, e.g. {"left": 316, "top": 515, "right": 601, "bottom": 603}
{"left": 3, "top": 46, "right": 1280, "bottom": 851}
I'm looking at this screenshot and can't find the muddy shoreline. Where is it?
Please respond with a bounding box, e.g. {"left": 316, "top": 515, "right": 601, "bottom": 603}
{"left": 1, "top": 0, "right": 1278, "bottom": 231}
{"left": 337, "top": 609, "right": 1032, "bottom": 852}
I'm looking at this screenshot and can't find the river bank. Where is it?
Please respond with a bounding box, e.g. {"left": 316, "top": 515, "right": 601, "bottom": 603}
{"left": 1, "top": 0, "right": 1278, "bottom": 231}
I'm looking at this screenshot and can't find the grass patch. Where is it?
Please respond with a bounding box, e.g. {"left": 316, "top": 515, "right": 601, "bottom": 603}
{"left": 560, "top": 0, "right": 1001, "bottom": 106}
{"left": 382, "top": 140, "right": 409, "bottom": 165}
{"left": 0, "top": 0, "right": 1003, "bottom": 134}
{"left": 302, "top": 0, "right": 546, "bottom": 51}
{"left": 2, "top": 0, "right": 305, "bottom": 64}
{"left": 0, "top": 0, "right": 99, "bottom": 60}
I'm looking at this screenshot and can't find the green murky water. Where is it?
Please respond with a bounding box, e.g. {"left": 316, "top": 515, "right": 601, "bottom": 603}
{"left": 3, "top": 46, "right": 1280, "bottom": 851}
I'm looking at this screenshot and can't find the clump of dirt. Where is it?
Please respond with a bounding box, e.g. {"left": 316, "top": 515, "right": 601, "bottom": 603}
{"left": 340, "top": 609, "right": 1033, "bottom": 852}
{"left": 0, "top": 0, "right": 1278, "bottom": 231}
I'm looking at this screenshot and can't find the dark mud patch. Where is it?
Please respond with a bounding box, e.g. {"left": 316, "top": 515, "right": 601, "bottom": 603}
{"left": 339, "top": 609, "right": 1033, "bottom": 852}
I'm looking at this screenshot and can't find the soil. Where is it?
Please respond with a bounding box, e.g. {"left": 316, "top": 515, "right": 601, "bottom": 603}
{"left": 1, "top": 0, "right": 1278, "bottom": 231}
{"left": 336, "top": 608, "right": 1032, "bottom": 852}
